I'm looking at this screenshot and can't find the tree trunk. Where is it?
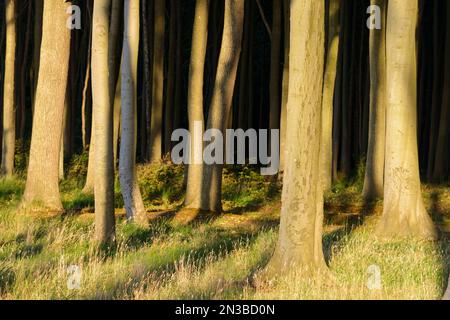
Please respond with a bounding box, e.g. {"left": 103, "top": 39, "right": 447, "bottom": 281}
{"left": 184, "top": 0, "right": 209, "bottom": 209}
{"left": 110, "top": 0, "right": 123, "bottom": 166}
{"left": 263, "top": 0, "right": 327, "bottom": 277}
{"left": 268, "top": 0, "right": 282, "bottom": 161}
{"left": 120, "top": 0, "right": 148, "bottom": 226}
{"left": 279, "top": 0, "right": 290, "bottom": 174}
{"left": 1, "top": 0, "right": 16, "bottom": 177}
{"left": 376, "top": 0, "right": 437, "bottom": 240}
{"left": 22, "top": 0, "right": 71, "bottom": 211}
{"left": 149, "top": 0, "right": 165, "bottom": 163}
{"left": 320, "top": 0, "right": 340, "bottom": 190}
{"left": 92, "top": 0, "right": 116, "bottom": 243}
{"left": 199, "top": 0, "right": 245, "bottom": 213}
{"left": 164, "top": 0, "right": 178, "bottom": 155}
{"left": 362, "top": 0, "right": 386, "bottom": 200}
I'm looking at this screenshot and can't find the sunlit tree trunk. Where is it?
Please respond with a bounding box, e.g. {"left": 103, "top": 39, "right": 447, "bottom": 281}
{"left": 119, "top": 0, "right": 148, "bottom": 226}
{"left": 149, "top": 0, "right": 165, "bottom": 163}
{"left": 376, "top": 0, "right": 437, "bottom": 240}
{"left": 22, "top": 0, "right": 71, "bottom": 211}
{"left": 363, "top": 0, "right": 386, "bottom": 200}
{"left": 184, "top": 0, "right": 209, "bottom": 209}
{"left": 199, "top": 0, "right": 245, "bottom": 213}
{"left": 263, "top": 0, "right": 327, "bottom": 277}
{"left": 1, "top": 0, "right": 16, "bottom": 177}
{"left": 320, "top": 0, "right": 340, "bottom": 190}
{"left": 92, "top": 0, "right": 116, "bottom": 243}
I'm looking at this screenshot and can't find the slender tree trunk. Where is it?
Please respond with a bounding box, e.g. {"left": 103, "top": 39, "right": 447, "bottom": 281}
{"left": 164, "top": 0, "right": 178, "bottom": 155}
{"left": 199, "top": 0, "right": 245, "bottom": 213}
{"left": 279, "top": 0, "right": 290, "bottom": 174}
{"left": 376, "top": 0, "right": 437, "bottom": 240}
{"left": 31, "top": 0, "right": 43, "bottom": 108}
{"left": 263, "top": 0, "right": 327, "bottom": 277}
{"left": 320, "top": 0, "right": 340, "bottom": 190}
{"left": 1, "top": 0, "right": 16, "bottom": 177}
{"left": 149, "top": 0, "right": 165, "bottom": 163}
{"left": 141, "top": 0, "right": 152, "bottom": 160}
{"left": 22, "top": 0, "right": 71, "bottom": 211}
{"left": 120, "top": 0, "right": 148, "bottom": 226}
{"left": 362, "top": 0, "right": 386, "bottom": 200}
{"left": 110, "top": 0, "right": 123, "bottom": 166}
{"left": 268, "top": 0, "right": 281, "bottom": 161}
{"left": 184, "top": 0, "right": 209, "bottom": 209}
{"left": 92, "top": 0, "right": 116, "bottom": 243}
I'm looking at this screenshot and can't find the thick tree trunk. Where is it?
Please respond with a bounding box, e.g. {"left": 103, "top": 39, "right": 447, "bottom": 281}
{"left": 320, "top": 0, "right": 340, "bottom": 190}
{"left": 22, "top": 0, "right": 71, "bottom": 211}
{"left": 92, "top": 0, "right": 116, "bottom": 243}
{"left": 199, "top": 0, "right": 245, "bottom": 213}
{"left": 263, "top": 0, "right": 327, "bottom": 277}
{"left": 149, "top": 0, "right": 165, "bottom": 163}
{"left": 362, "top": 0, "right": 386, "bottom": 200}
{"left": 376, "top": 0, "right": 437, "bottom": 240}
{"left": 1, "top": 0, "right": 16, "bottom": 177}
{"left": 184, "top": 0, "right": 209, "bottom": 209}
{"left": 120, "top": 0, "right": 148, "bottom": 226}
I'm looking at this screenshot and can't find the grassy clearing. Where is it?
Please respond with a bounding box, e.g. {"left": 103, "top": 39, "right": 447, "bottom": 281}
{"left": 0, "top": 165, "right": 449, "bottom": 300}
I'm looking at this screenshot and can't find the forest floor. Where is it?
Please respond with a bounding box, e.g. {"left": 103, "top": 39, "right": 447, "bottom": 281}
{"left": 0, "top": 162, "right": 449, "bottom": 300}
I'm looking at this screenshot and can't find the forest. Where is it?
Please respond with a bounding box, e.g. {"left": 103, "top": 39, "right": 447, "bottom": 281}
{"left": 0, "top": 0, "right": 449, "bottom": 301}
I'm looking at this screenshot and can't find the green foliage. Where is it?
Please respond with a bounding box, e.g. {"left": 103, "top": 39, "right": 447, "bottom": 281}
{"left": 137, "top": 162, "right": 185, "bottom": 206}
{"left": 222, "top": 165, "right": 280, "bottom": 210}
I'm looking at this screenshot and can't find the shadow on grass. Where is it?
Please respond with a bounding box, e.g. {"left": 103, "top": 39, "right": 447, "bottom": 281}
{"left": 84, "top": 224, "right": 271, "bottom": 299}
{"left": 323, "top": 199, "right": 379, "bottom": 265}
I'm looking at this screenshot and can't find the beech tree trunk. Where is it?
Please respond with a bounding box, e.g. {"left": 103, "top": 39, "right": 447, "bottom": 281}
{"left": 363, "top": 0, "right": 386, "bottom": 200}
{"left": 1, "top": 0, "right": 16, "bottom": 177}
{"left": 263, "top": 0, "right": 327, "bottom": 277}
{"left": 376, "top": 0, "right": 437, "bottom": 240}
{"left": 279, "top": 0, "right": 290, "bottom": 174}
{"left": 199, "top": 0, "right": 245, "bottom": 213}
{"left": 119, "top": 0, "right": 148, "bottom": 226}
{"left": 268, "top": 0, "right": 282, "bottom": 159}
{"left": 22, "top": 0, "right": 71, "bottom": 211}
{"left": 184, "top": 0, "right": 209, "bottom": 209}
{"left": 149, "top": 0, "right": 165, "bottom": 163}
{"left": 92, "top": 0, "right": 116, "bottom": 243}
{"left": 320, "top": 0, "right": 340, "bottom": 190}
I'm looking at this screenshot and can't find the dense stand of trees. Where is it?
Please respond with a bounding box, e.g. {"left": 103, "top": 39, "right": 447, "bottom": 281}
{"left": 0, "top": 0, "right": 449, "bottom": 292}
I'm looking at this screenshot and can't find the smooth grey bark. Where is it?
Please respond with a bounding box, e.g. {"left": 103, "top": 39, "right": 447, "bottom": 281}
{"left": 263, "top": 0, "right": 327, "bottom": 277}
{"left": 184, "top": 0, "right": 209, "bottom": 209}
{"left": 376, "top": 0, "right": 437, "bottom": 240}
{"left": 119, "top": 0, "right": 148, "bottom": 226}
{"left": 1, "top": 0, "right": 16, "bottom": 177}
{"left": 92, "top": 0, "right": 116, "bottom": 243}
{"left": 198, "top": 0, "right": 245, "bottom": 213}
{"left": 22, "top": 0, "right": 71, "bottom": 211}
{"left": 363, "top": 0, "right": 386, "bottom": 200}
